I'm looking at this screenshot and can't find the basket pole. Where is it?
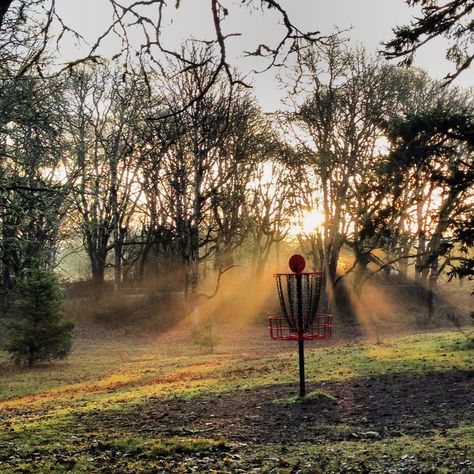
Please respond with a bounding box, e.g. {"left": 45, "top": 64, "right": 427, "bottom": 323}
{"left": 296, "top": 273, "right": 305, "bottom": 397}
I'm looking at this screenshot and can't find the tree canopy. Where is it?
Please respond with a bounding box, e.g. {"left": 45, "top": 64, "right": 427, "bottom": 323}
{"left": 384, "top": 0, "right": 474, "bottom": 82}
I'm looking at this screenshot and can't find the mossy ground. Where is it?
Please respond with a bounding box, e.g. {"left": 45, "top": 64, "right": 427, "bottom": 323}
{"left": 272, "top": 390, "right": 336, "bottom": 405}
{"left": 0, "top": 327, "right": 473, "bottom": 472}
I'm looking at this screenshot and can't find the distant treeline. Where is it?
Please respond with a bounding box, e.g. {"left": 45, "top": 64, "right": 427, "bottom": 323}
{"left": 1, "top": 38, "right": 473, "bottom": 311}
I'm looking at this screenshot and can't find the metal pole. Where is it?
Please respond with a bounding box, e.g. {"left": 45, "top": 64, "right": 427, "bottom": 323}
{"left": 296, "top": 273, "right": 305, "bottom": 397}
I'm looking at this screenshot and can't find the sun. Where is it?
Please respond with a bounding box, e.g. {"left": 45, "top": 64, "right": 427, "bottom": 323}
{"left": 289, "top": 209, "right": 325, "bottom": 237}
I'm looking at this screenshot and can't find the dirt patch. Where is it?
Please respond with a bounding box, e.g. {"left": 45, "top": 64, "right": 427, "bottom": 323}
{"left": 75, "top": 369, "right": 474, "bottom": 444}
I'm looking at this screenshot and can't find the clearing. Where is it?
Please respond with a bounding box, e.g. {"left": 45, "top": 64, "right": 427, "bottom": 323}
{"left": 0, "top": 324, "right": 473, "bottom": 473}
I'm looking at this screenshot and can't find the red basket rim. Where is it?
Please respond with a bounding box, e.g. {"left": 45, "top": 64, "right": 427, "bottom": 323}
{"left": 268, "top": 314, "right": 333, "bottom": 341}
{"left": 268, "top": 314, "right": 332, "bottom": 320}
{"left": 273, "top": 271, "right": 324, "bottom": 277}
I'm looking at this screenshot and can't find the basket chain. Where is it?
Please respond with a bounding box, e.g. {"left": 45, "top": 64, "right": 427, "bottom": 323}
{"left": 287, "top": 275, "right": 296, "bottom": 329}
{"left": 275, "top": 273, "right": 324, "bottom": 332}
{"left": 275, "top": 275, "right": 288, "bottom": 321}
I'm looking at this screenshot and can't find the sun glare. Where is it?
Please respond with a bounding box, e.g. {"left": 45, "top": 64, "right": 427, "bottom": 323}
{"left": 289, "top": 209, "right": 325, "bottom": 237}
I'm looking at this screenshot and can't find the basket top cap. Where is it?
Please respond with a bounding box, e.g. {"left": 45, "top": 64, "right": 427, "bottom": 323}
{"left": 289, "top": 254, "right": 305, "bottom": 273}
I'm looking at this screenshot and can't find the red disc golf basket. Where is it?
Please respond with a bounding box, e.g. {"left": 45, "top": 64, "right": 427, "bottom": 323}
{"left": 269, "top": 254, "right": 332, "bottom": 397}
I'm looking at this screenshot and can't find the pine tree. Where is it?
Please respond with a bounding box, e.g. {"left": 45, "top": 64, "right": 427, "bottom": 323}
{"left": 5, "top": 268, "right": 74, "bottom": 367}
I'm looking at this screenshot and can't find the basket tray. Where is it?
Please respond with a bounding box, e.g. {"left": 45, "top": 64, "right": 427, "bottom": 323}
{"left": 269, "top": 314, "right": 333, "bottom": 341}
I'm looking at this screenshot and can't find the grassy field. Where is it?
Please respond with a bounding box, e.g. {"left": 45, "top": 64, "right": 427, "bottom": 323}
{"left": 0, "top": 324, "right": 473, "bottom": 473}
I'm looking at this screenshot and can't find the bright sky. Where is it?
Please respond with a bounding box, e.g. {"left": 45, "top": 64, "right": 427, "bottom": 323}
{"left": 55, "top": 0, "right": 473, "bottom": 111}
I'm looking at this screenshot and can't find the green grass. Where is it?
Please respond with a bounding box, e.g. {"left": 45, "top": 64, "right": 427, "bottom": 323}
{"left": 1, "top": 329, "right": 472, "bottom": 406}
{"left": 272, "top": 389, "right": 336, "bottom": 405}
{"left": 99, "top": 436, "right": 229, "bottom": 457}
{"left": 245, "top": 426, "right": 473, "bottom": 474}
{"left": 0, "top": 437, "right": 228, "bottom": 474}
{"left": 0, "top": 329, "right": 472, "bottom": 422}
{"left": 0, "top": 327, "right": 473, "bottom": 472}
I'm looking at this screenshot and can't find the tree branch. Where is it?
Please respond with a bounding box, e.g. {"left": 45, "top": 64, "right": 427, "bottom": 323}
{"left": 197, "top": 264, "right": 239, "bottom": 300}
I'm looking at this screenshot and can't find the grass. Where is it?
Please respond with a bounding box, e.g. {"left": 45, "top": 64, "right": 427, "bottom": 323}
{"left": 98, "top": 436, "right": 229, "bottom": 457}
{"left": 0, "top": 326, "right": 473, "bottom": 472}
{"left": 246, "top": 427, "right": 474, "bottom": 473}
{"left": 272, "top": 390, "right": 336, "bottom": 405}
{"left": 1, "top": 329, "right": 471, "bottom": 411}
{"left": 0, "top": 435, "right": 229, "bottom": 473}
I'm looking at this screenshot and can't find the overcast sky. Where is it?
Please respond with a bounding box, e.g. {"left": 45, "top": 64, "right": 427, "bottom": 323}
{"left": 56, "top": 0, "right": 473, "bottom": 111}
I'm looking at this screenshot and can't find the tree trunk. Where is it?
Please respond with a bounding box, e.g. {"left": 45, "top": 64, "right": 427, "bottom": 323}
{"left": 91, "top": 255, "right": 106, "bottom": 300}
{"left": 416, "top": 231, "right": 427, "bottom": 283}
{"left": 353, "top": 252, "right": 370, "bottom": 296}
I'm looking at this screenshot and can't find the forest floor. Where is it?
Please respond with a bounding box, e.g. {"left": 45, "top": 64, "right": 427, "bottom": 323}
{"left": 0, "top": 320, "right": 473, "bottom": 473}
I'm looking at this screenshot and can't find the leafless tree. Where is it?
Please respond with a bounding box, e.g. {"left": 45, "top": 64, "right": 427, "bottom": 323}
{"left": 0, "top": 1, "right": 333, "bottom": 109}
{"left": 247, "top": 160, "right": 297, "bottom": 277}
{"left": 63, "top": 64, "right": 147, "bottom": 297}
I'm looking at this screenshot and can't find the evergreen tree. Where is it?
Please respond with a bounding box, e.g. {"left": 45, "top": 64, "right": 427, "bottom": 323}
{"left": 5, "top": 268, "right": 74, "bottom": 367}
{"left": 384, "top": 0, "right": 474, "bottom": 82}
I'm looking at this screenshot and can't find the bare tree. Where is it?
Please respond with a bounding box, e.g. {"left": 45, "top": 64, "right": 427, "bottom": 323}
{"left": 247, "top": 160, "right": 297, "bottom": 277}
{"left": 0, "top": 1, "right": 333, "bottom": 107}
{"left": 285, "top": 40, "right": 393, "bottom": 285}
{"left": 63, "top": 64, "right": 146, "bottom": 297}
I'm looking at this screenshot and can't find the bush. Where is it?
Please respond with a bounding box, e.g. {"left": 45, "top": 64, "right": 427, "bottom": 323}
{"left": 5, "top": 268, "right": 74, "bottom": 367}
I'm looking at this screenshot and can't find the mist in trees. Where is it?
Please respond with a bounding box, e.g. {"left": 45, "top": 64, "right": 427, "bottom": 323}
{"left": 0, "top": 0, "right": 472, "bottom": 367}
{"left": 1, "top": 45, "right": 472, "bottom": 303}
{"left": 277, "top": 39, "right": 473, "bottom": 316}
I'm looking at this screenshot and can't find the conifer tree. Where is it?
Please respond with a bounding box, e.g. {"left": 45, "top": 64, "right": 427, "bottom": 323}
{"left": 5, "top": 268, "right": 74, "bottom": 367}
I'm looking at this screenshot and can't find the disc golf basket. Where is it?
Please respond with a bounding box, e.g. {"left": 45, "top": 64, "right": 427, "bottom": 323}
{"left": 269, "top": 254, "right": 332, "bottom": 397}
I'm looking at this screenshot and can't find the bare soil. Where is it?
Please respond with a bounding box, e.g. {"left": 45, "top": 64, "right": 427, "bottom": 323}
{"left": 77, "top": 369, "right": 473, "bottom": 444}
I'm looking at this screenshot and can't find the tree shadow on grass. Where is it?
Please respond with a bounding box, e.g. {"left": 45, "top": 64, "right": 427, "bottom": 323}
{"left": 72, "top": 369, "right": 474, "bottom": 444}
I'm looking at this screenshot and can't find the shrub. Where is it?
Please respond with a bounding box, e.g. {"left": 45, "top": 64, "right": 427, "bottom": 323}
{"left": 5, "top": 268, "right": 74, "bottom": 367}
{"left": 191, "top": 317, "right": 221, "bottom": 354}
